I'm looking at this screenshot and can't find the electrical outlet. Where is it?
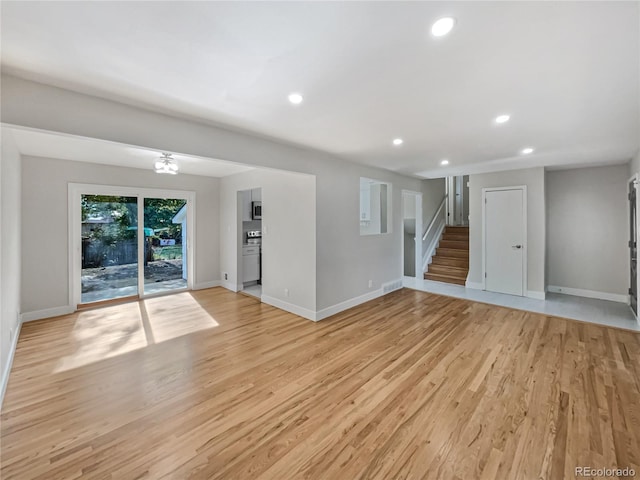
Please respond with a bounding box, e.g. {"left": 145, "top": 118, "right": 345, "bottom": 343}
{"left": 224, "top": 272, "right": 228, "bottom": 280}
{"left": 284, "top": 288, "right": 289, "bottom": 297}
{"left": 368, "top": 280, "right": 373, "bottom": 288}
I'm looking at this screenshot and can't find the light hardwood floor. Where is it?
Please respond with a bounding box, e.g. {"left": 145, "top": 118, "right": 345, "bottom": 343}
{"left": 1, "top": 287, "right": 639, "bottom": 479}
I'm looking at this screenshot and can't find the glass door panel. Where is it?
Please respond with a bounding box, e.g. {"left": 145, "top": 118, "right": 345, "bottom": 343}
{"left": 143, "top": 198, "right": 188, "bottom": 295}
{"left": 81, "top": 195, "right": 138, "bottom": 303}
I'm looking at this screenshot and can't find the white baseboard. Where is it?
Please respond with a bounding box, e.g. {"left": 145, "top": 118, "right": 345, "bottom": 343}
{"left": 261, "top": 295, "right": 316, "bottom": 321}
{"left": 21, "top": 305, "right": 74, "bottom": 322}
{"left": 261, "top": 278, "right": 403, "bottom": 322}
{"left": 547, "top": 285, "right": 628, "bottom": 304}
{"left": 193, "top": 280, "right": 221, "bottom": 290}
{"left": 465, "top": 281, "right": 484, "bottom": 290}
{"left": 315, "top": 278, "right": 403, "bottom": 321}
{"left": 1, "top": 320, "right": 22, "bottom": 410}
{"left": 220, "top": 281, "right": 241, "bottom": 293}
{"left": 527, "top": 290, "right": 546, "bottom": 300}
{"left": 316, "top": 288, "right": 384, "bottom": 322}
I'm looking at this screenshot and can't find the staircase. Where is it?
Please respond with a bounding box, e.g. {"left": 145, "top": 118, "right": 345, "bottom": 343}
{"left": 424, "top": 226, "right": 469, "bottom": 285}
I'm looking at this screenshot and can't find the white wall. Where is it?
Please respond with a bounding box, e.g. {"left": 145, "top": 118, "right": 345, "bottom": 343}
{"left": 468, "top": 168, "right": 546, "bottom": 296}
{"left": 219, "top": 168, "right": 316, "bottom": 316}
{"left": 21, "top": 156, "right": 220, "bottom": 316}
{"left": 1, "top": 128, "right": 22, "bottom": 403}
{"left": 403, "top": 192, "right": 416, "bottom": 219}
{"left": 546, "top": 165, "right": 629, "bottom": 297}
{"left": 2, "top": 75, "right": 423, "bottom": 314}
{"left": 315, "top": 166, "right": 418, "bottom": 311}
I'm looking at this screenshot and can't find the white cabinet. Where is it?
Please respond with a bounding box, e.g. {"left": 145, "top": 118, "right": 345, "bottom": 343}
{"left": 241, "top": 189, "right": 262, "bottom": 222}
{"left": 241, "top": 190, "right": 252, "bottom": 222}
{"left": 242, "top": 246, "right": 260, "bottom": 283}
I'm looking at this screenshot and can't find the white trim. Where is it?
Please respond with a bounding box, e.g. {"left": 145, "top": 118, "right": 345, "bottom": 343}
{"left": 547, "top": 285, "right": 629, "bottom": 304}
{"left": 221, "top": 281, "right": 240, "bottom": 292}
{"left": 21, "top": 305, "right": 75, "bottom": 322}
{"left": 137, "top": 191, "right": 145, "bottom": 301}
{"left": 0, "top": 321, "right": 22, "bottom": 410}
{"left": 193, "top": 280, "right": 222, "bottom": 290}
{"left": 69, "top": 183, "right": 196, "bottom": 309}
{"left": 465, "top": 281, "right": 484, "bottom": 290}
{"left": 527, "top": 290, "right": 546, "bottom": 300}
{"left": 482, "top": 185, "right": 528, "bottom": 296}
{"left": 260, "top": 279, "right": 403, "bottom": 323}
{"left": 316, "top": 287, "right": 386, "bottom": 321}
{"left": 423, "top": 220, "right": 445, "bottom": 271}
{"left": 261, "top": 295, "right": 317, "bottom": 321}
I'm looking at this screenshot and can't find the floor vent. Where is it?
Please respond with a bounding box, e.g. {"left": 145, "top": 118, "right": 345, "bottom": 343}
{"left": 383, "top": 280, "right": 403, "bottom": 294}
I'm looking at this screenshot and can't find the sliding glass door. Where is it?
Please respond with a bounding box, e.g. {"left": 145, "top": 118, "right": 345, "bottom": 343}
{"left": 73, "top": 186, "right": 193, "bottom": 307}
{"left": 144, "top": 198, "right": 188, "bottom": 295}
{"left": 81, "top": 195, "right": 139, "bottom": 303}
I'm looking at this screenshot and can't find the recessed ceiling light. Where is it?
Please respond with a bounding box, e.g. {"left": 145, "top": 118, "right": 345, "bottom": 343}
{"left": 393, "top": 138, "right": 404, "bottom": 146}
{"left": 495, "top": 114, "right": 510, "bottom": 124}
{"left": 431, "top": 17, "right": 456, "bottom": 37}
{"left": 440, "top": 159, "right": 449, "bottom": 166}
{"left": 521, "top": 147, "right": 534, "bottom": 155}
{"left": 288, "top": 93, "right": 303, "bottom": 105}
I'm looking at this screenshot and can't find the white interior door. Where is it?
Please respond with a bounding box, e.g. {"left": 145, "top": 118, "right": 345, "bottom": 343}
{"left": 484, "top": 188, "right": 525, "bottom": 296}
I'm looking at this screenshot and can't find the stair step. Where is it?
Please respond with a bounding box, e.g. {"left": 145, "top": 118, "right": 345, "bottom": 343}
{"left": 427, "top": 264, "right": 468, "bottom": 277}
{"left": 445, "top": 226, "right": 469, "bottom": 234}
{"left": 439, "top": 240, "right": 469, "bottom": 250}
{"left": 431, "top": 256, "right": 469, "bottom": 268}
{"left": 436, "top": 247, "right": 469, "bottom": 258}
{"left": 424, "top": 272, "right": 466, "bottom": 286}
{"left": 441, "top": 234, "right": 468, "bottom": 242}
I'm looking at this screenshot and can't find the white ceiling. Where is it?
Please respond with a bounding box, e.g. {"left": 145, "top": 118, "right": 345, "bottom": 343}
{"left": 1, "top": 1, "right": 639, "bottom": 178}
{"left": 8, "top": 128, "right": 254, "bottom": 178}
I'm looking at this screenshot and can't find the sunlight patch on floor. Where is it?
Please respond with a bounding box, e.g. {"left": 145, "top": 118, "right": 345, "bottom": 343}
{"left": 54, "top": 293, "right": 219, "bottom": 372}
{"left": 142, "top": 293, "right": 219, "bottom": 343}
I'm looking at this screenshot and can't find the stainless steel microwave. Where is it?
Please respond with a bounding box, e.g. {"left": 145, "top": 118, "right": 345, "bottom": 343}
{"left": 252, "top": 201, "right": 262, "bottom": 220}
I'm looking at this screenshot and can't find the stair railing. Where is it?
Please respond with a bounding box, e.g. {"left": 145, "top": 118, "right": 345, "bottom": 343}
{"left": 421, "top": 194, "right": 448, "bottom": 272}
{"left": 422, "top": 194, "right": 448, "bottom": 242}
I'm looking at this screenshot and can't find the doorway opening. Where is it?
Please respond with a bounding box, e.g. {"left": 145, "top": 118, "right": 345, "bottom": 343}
{"left": 402, "top": 190, "right": 423, "bottom": 278}
{"left": 71, "top": 184, "right": 194, "bottom": 308}
{"left": 445, "top": 176, "right": 469, "bottom": 226}
{"left": 629, "top": 175, "right": 638, "bottom": 317}
{"left": 239, "top": 187, "right": 262, "bottom": 299}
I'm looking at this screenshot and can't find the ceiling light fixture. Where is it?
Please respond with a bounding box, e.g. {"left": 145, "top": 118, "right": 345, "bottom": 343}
{"left": 154, "top": 153, "right": 179, "bottom": 175}
{"left": 440, "top": 159, "right": 449, "bottom": 166}
{"left": 495, "top": 114, "right": 511, "bottom": 124}
{"left": 431, "top": 17, "right": 456, "bottom": 37}
{"left": 288, "top": 93, "right": 303, "bottom": 105}
{"left": 393, "top": 138, "right": 404, "bottom": 146}
{"left": 520, "top": 147, "right": 534, "bottom": 155}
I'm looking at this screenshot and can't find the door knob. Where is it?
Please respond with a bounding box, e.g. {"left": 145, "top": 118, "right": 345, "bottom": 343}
{"left": 512, "top": 245, "right": 522, "bottom": 249}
